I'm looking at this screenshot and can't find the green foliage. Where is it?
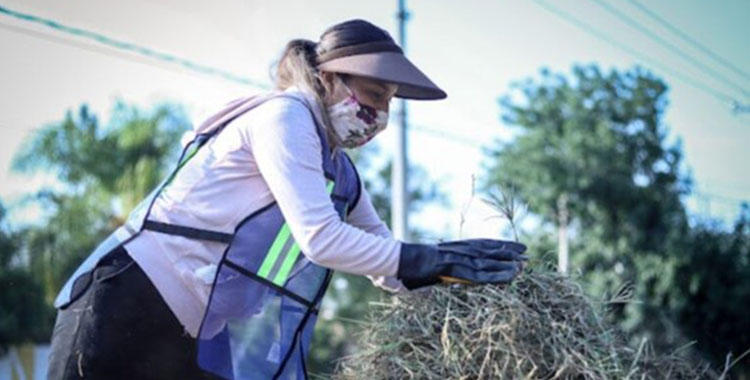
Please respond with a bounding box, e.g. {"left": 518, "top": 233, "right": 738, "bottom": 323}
{"left": 488, "top": 65, "right": 688, "bottom": 245}
{"left": 664, "top": 206, "right": 750, "bottom": 373}
{"left": 309, "top": 273, "right": 383, "bottom": 376}
{"left": 487, "top": 63, "right": 688, "bottom": 301}
{"left": 487, "top": 66, "right": 690, "bottom": 315}
{"left": 20, "top": 190, "right": 115, "bottom": 303}
{"left": 13, "top": 101, "right": 188, "bottom": 213}
{"left": 0, "top": 202, "right": 55, "bottom": 354}
{"left": 9, "top": 100, "right": 190, "bottom": 315}
{"left": 485, "top": 64, "right": 749, "bottom": 376}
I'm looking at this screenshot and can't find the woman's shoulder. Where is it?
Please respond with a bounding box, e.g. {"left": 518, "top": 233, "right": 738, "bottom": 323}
{"left": 241, "top": 87, "right": 327, "bottom": 137}
{"left": 228, "top": 89, "right": 323, "bottom": 148}
{"left": 259, "top": 86, "right": 316, "bottom": 112}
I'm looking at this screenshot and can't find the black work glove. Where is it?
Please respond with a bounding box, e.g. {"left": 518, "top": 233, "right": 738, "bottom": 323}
{"left": 396, "top": 239, "right": 528, "bottom": 290}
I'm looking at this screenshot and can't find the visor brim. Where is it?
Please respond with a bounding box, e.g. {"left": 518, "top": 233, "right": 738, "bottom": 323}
{"left": 318, "top": 52, "right": 447, "bottom": 100}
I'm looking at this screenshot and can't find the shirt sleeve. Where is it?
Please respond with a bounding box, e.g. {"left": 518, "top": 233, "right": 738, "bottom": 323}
{"left": 345, "top": 182, "right": 409, "bottom": 293}
{"left": 245, "top": 96, "right": 401, "bottom": 277}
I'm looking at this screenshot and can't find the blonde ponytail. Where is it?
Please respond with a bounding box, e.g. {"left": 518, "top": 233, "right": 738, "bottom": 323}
{"left": 273, "top": 39, "right": 340, "bottom": 147}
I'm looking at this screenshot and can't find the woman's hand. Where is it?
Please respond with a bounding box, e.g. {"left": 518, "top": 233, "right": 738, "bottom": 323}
{"left": 396, "top": 239, "right": 528, "bottom": 290}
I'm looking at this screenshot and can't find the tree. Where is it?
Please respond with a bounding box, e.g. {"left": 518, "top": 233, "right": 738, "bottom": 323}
{"left": 485, "top": 64, "right": 727, "bottom": 357}
{"left": 663, "top": 205, "right": 750, "bottom": 375}
{"left": 12, "top": 101, "right": 190, "bottom": 304}
{"left": 488, "top": 65, "right": 688, "bottom": 248}
{"left": 0, "top": 201, "right": 54, "bottom": 354}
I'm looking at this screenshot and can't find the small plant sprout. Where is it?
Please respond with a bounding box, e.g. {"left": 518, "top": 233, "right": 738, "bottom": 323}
{"left": 481, "top": 183, "right": 527, "bottom": 242}
{"left": 458, "top": 174, "right": 476, "bottom": 239}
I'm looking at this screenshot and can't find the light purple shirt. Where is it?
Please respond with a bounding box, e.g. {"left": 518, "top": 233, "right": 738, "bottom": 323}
{"left": 125, "top": 87, "right": 406, "bottom": 336}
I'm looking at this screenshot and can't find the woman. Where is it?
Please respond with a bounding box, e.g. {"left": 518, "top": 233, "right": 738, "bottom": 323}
{"left": 47, "top": 19, "right": 527, "bottom": 380}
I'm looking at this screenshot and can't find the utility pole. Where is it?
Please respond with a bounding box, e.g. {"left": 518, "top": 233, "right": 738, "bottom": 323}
{"left": 392, "top": 0, "right": 410, "bottom": 241}
{"left": 557, "top": 193, "right": 569, "bottom": 274}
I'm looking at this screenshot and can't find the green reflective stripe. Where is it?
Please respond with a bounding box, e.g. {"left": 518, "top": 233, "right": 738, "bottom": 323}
{"left": 164, "top": 143, "right": 201, "bottom": 187}
{"left": 257, "top": 223, "right": 292, "bottom": 279}
{"left": 259, "top": 180, "right": 337, "bottom": 283}
{"left": 272, "top": 242, "right": 301, "bottom": 286}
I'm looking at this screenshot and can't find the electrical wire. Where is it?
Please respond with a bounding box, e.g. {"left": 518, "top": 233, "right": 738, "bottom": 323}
{"left": 0, "top": 5, "right": 270, "bottom": 89}
{"left": 0, "top": 6, "right": 496, "bottom": 148}
{"left": 533, "top": 0, "right": 738, "bottom": 105}
{"left": 0, "top": 5, "right": 745, "bottom": 211}
{"left": 694, "top": 191, "right": 748, "bottom": 206}
{"left": 408, "top": 123, "right": 487, "bottom": 147}
{"left": 590, "top": 0, "right": 748, "bottom": 98}
{"left": 0, "top": 5, "right": 745, "bottom": 158}
{"left": 628, "top": 0, "right": 750, "bottom": 83}
{"left": 0, "top": 21, "right": 259, "bottom": 89}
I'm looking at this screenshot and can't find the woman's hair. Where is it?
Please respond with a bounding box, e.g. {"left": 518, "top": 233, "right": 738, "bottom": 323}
{"left": 274, "top": 39, "right": 334, "bottom": 140}
{"left": 273, "top": 20, "right": 396, "bottom": 146}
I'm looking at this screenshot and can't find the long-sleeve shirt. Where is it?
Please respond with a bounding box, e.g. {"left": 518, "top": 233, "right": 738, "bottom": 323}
{"left": 125, "top": 87, "right": 406, "bottom": 337}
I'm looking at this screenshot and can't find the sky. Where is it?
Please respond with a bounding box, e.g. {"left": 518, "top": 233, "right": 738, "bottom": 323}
{"left": 0, "top": 0, "right": 748, "bottom": 240}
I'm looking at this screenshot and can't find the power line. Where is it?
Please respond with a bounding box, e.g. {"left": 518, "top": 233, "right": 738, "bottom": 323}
{"left": 590, "top": 0, "right": 749, "bottom": 99}
{"left": 1, "top": 4, "right": 745, "bottom": 216}
{"left": 0, "top": 19, "right": 493, "bottom": 147}
{"left": 0, "top": 21, "right": 251, "bottom": 88}
{"left": 692, "top": 190, "right": 748, "bottom": 221}
{"left": 0, "top": 5, "right": 499, "bottom": 146}
{"left": 409, "top": 123, "right": 486, "bottom": 147}
{"left": 0, "top": 5, "right": 270, "bottom": 89}
{"left": 533, "top": 0, "right": 738, "bottom": 105}
{"left": 627, "top": 0, "right": 750, "bottom": 83}
{"left": 0, "top": 123, "right": 31, "bottom": 133}
{"left": 694, "top": 190, "right": 749, "bottom": 206}
{"left": 0, "top": 23, "right": 490, "bottom": 148}
{"left": 0, "top": 4, "right": 742, "bottom": 151}
{"left": 0, "top": 5, "right": 494, "bottom": 150}
{"left": 0, "top": 23, "right": 487, "bottom": 150}
{"left": 1, "top": 4, "right": 741, "bottom": 147}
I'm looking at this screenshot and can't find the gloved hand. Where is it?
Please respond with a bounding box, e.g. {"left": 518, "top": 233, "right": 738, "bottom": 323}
{"left": 396, "top": 239, "right": 528, "bottom": 290}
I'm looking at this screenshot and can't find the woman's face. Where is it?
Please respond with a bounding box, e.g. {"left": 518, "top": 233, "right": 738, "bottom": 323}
{"left": 323, "top": 72, "right": 398, "bottom": 112}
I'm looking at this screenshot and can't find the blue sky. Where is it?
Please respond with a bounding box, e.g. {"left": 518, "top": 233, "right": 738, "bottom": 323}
{"left": 0, "top": 0, "right": 748, "bottom": 238}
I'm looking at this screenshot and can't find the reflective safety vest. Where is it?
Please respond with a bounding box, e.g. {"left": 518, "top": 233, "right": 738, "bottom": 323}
{"left": 54, "top": 93, "right": 362, "bottom": 379}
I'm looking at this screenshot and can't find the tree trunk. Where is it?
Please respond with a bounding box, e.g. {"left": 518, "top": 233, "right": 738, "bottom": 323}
{"left": 557, "top": 193, "right": 569, "bottom": 274}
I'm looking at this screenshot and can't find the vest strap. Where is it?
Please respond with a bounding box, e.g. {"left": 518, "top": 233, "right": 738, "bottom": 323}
{"left": 142, "top": 220, "right": 234, "bottom": 244}
{"left": 223, "top": 259, "right": 316, "bottom": 310}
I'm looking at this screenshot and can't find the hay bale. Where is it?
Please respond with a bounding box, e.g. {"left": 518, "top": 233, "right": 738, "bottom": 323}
{"left": 333, "top": 269, "right": 715, "bottom": 379}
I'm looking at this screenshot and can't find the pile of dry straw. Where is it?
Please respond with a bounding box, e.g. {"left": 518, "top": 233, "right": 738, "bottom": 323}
{"left": 332, "top": 267, "right": 717, "bottom": 380}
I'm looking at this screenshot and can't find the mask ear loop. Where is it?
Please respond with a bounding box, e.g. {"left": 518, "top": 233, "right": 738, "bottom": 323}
{"left": 334, "top": 74, "right": 357, "bottom": 102}
{"left": 312, "top": 71, "right": 346, "bottom": 150}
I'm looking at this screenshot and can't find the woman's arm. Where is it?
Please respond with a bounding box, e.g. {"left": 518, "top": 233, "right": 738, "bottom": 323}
{"left": 345, "top": 183, "right": 409, "bottom": 293}
{"left": 245, "top": 96, "right": 402, "bottom": 277}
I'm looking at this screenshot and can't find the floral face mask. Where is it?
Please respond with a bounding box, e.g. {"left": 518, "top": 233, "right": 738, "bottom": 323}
{"left": 327, "top": 77, "right": 389, "bottom": 148}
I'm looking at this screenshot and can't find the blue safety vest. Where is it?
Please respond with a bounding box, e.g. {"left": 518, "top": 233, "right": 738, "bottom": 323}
{"left": 54, "top": 93, "right": 362, "bottom": 379}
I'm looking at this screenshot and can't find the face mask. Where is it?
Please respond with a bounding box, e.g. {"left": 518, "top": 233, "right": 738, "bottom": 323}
{"left": 327, "top": 78, "right": 389, "bottom": 148}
